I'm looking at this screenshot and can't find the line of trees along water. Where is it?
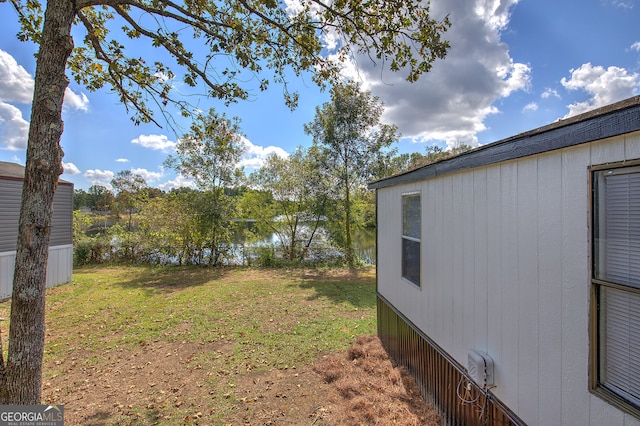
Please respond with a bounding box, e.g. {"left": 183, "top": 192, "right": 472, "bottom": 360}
{"left": 74, "top": 184, "right": 379, "bottom": 267}
{"left": 73, "top": 83, "right": 468, "bottom": 267}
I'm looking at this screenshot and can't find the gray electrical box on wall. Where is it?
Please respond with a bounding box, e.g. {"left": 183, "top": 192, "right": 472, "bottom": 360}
{"left": 467, "top": 349, "right": 494, "bottom": 388}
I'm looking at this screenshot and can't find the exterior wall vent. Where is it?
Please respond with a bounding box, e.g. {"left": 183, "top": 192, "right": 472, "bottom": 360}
{"left": 467, "top": 349, "right": 494, "bottom": 388}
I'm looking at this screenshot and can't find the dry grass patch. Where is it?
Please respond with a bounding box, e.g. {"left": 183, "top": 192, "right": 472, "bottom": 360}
{"left": 314, "top": 335, "right": 441, "bottom": 426}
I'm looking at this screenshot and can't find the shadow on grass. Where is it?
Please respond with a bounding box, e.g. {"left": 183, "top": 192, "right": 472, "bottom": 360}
{"left": 293, "top": 268, "right": 377, "bottom": 309}
{"left": 79, "top": 265, "right": 233, "bottom": 295}
{"left": 82, "top": 410, "right": 111, "bottom": 425}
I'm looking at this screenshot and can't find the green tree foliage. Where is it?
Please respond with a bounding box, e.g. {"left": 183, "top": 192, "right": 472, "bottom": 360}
{"left": 246, "top": 147, "right": 328, "bottom": 261}
{"left": 111, "top": 170, "right": 149, "bottom": 231}
{"left": 89, "top": 185, "right": 115, "bottom": 211}
{"left": 385, "top": 144, "right": 474, "bottom": 175}
{"left": 72, "top": 210, "right": 94, "bottom": 265}
{"left": 72, "top": 210, "right": 93, "bottom": 244}
{"left": 305, "top": 81, "right": 399, "bottom": 264}
{"left": 73, "top": 189, "right": 90, "bottom": 210}
{"left": 165, "top": 109, "right": 245, "bottom": 191}
{"left": 164, "top": 109, "right": 245, "bottom": 265}
{"left": 4, "top": 0, "right": 450, "bottom": 403}
{"left": 137, "top": 191, "right": 199, "bottom": 265}
{"left": 193, "top": 190, "right": 238, "bottom": 265}
{"left": 71, "top": 209, "right": 114, "bottom": 265}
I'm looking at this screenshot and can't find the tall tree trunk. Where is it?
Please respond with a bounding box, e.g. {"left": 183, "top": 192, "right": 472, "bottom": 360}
{"left": 301, "top": 204, "right": 325, "bottom": 261}
{"left": 342, "top": 148, "right": 354, "bottom": 265}
{"left": 344, "top": 177, "right": 353, "bottom": 265}
{"left": 0, "top": 0, "right": 74, "bottom": 404}
{"left": 289, "top": 217, "right": 298, "bottom": 261}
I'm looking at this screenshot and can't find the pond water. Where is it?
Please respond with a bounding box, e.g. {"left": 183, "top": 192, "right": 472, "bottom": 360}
{"left": 117, "top": 226, "right": 377, "bottom": 266}
{"left": 352, "top": 227, "right": 376, "bottom": 264}
{"left": 236, "top": 226, "right": 377, "bottom": 265}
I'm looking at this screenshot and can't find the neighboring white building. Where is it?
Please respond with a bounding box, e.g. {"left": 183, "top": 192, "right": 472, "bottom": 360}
{"left": 0, "top": 162, "right": 73, "bottom": 299}
{"left": 370, "top": 96, "right": 640, "bottom": 426}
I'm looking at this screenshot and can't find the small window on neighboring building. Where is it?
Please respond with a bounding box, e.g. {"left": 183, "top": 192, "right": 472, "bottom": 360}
{"left": 592, "top": 164, "right": 640, "bottom": 413}
{"left": 402, "top": 192, "right": 421, "bottom": 286}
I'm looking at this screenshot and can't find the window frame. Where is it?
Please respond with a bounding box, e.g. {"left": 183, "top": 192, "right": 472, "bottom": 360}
{"left": 401, "top": 191, "right": 421, "bottom": 287}
{"left": 590, "top": 160, "right": 640, "bottom": 419}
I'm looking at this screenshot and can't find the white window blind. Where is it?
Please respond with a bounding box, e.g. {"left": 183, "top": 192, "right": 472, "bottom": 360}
{"left": 596, "top": 169, "right": 640, "bottom": 288}
{"left": 600, "top": 287, "right": 640, "bottom": 405}
{"left": 595, "top": 167, "right": 640, "bottom": 405}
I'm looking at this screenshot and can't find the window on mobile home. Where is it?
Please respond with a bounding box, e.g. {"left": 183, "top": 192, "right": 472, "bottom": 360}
{"left": 402, "top": 192, "right": 421, "bottom": 286}
{"left": 592, "top": 165, "right": 640, "bottom": 411}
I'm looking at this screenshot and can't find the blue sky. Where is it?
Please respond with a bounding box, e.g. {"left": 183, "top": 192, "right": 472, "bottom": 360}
{"left": 1, "top": 0, "right": 639, "bottom": 190}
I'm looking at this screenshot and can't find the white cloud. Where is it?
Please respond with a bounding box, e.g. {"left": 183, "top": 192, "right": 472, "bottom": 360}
{"left": 158, "top": 174, "right": 195, "bottom": 191}
{"left": 0, "top": 49, "right": 89, "bottom": 151}
{"left": 497, "top": 61, "right": 532, "bottom": 97}
{"left": 0, "top": 50, "right": 32, "bottom": 150}
{"left": 475, "top": 0, "right": 520, "bottom": 32}
{"left": 62, "top": 162, "right": 81, "bottom": 175}
{"left": 131, "top": 134, "right": 176, "bottom": 152}
{"left": 0, "top": 101, "right": 29, "bottom": 150}
{"left": 239, "top": 137, "right": 289, "bottom": 170}
{"left": 322, "top": 30, "right": 340, "bottom": 51}
{"left": 283, "top": 0, "right": 304, "bottom": 15}
{"left": 0, "top": 49, "right": 34, "bottom": 104}
{"left": 631, "top": 41, "right": 640, "bottom": 52}
{"left": 606, "top": 0, "right": 634, "bottom": 9}
{"left": 344, "top": 0, "right": 528, "bottom": 148}
{"left": 561, "top": 63, "right": 640, "bottom": 117}
{"left": 542, "top": 88, "right": 561, "bottom": 99}
{"left": 130, "top": 167, "right": 163, "bottom": 183}
{"left": 84, "top": 169, "right": 115, "bottom": 189}
{"left": 523, "top": 102, "right": 538, "bottom": 112}
{"left": 116, "top": 158, "right": 129, "bottom": 163}
{"left": 283, "top": 0, "right": 323, "bottom": 17}
{"left": 63, "top": 88, "right": 90, "bottom": 112}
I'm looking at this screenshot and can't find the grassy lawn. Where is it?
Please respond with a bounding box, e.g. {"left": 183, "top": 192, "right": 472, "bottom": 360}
{"left": 0, "top": 265, "right": 377, "bottom": 424}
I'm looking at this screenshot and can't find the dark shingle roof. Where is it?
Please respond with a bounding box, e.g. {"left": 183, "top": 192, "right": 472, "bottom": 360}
{"left": 369, "top": 95, "right": 640, "bottom": 190}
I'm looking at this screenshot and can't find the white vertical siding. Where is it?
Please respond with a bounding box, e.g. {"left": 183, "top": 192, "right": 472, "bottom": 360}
{"left": 462, "top": 172, "right": 476, "bottom": 359}
{"left": 448, "top": 175, "right": 465, "bottom": 347}
{"left": 46, "top": 244, "right": 73, "bottom": 287}
{"left": 517, "top": 158, "right": 539, "bottom": 423}
{"left": 0, "top": 245, "right": 73, "bottom": 300}
{"left": 472, "top": 169, "right": 489, "bottom": 354}
{"left": 559, "top": 146, "right": 590, "bottom": 426}
{"left": 0, "top": 252, "right": 15, "bottom": 299}
{"left": 486, "top": 165, "right": 503, "bottom": 390}
{"left": 536, "top": 152, "right": 563, "bottom": 425}
{"left": 376, "top": 130, "right": 640, "bottom": 425}
{"left": 627, "top": 132, "right": 640, "bottom": 159}
{"left": 498, "top": 160, "right": 519, "bottom": 409}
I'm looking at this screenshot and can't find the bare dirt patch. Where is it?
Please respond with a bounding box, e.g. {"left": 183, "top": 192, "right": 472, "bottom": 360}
{"left": 44, "top": 335, "right": 440, "bottom": 425}
{"left": 44, "top": 340, "right": 233, "bottom": 424}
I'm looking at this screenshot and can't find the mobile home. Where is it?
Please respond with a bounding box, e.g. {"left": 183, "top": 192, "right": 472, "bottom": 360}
{"left": 0, "top": 162, "right": 73, "bottom": 299}
{"left": 370, "top": 96, "right": 640, "bottom": 425}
